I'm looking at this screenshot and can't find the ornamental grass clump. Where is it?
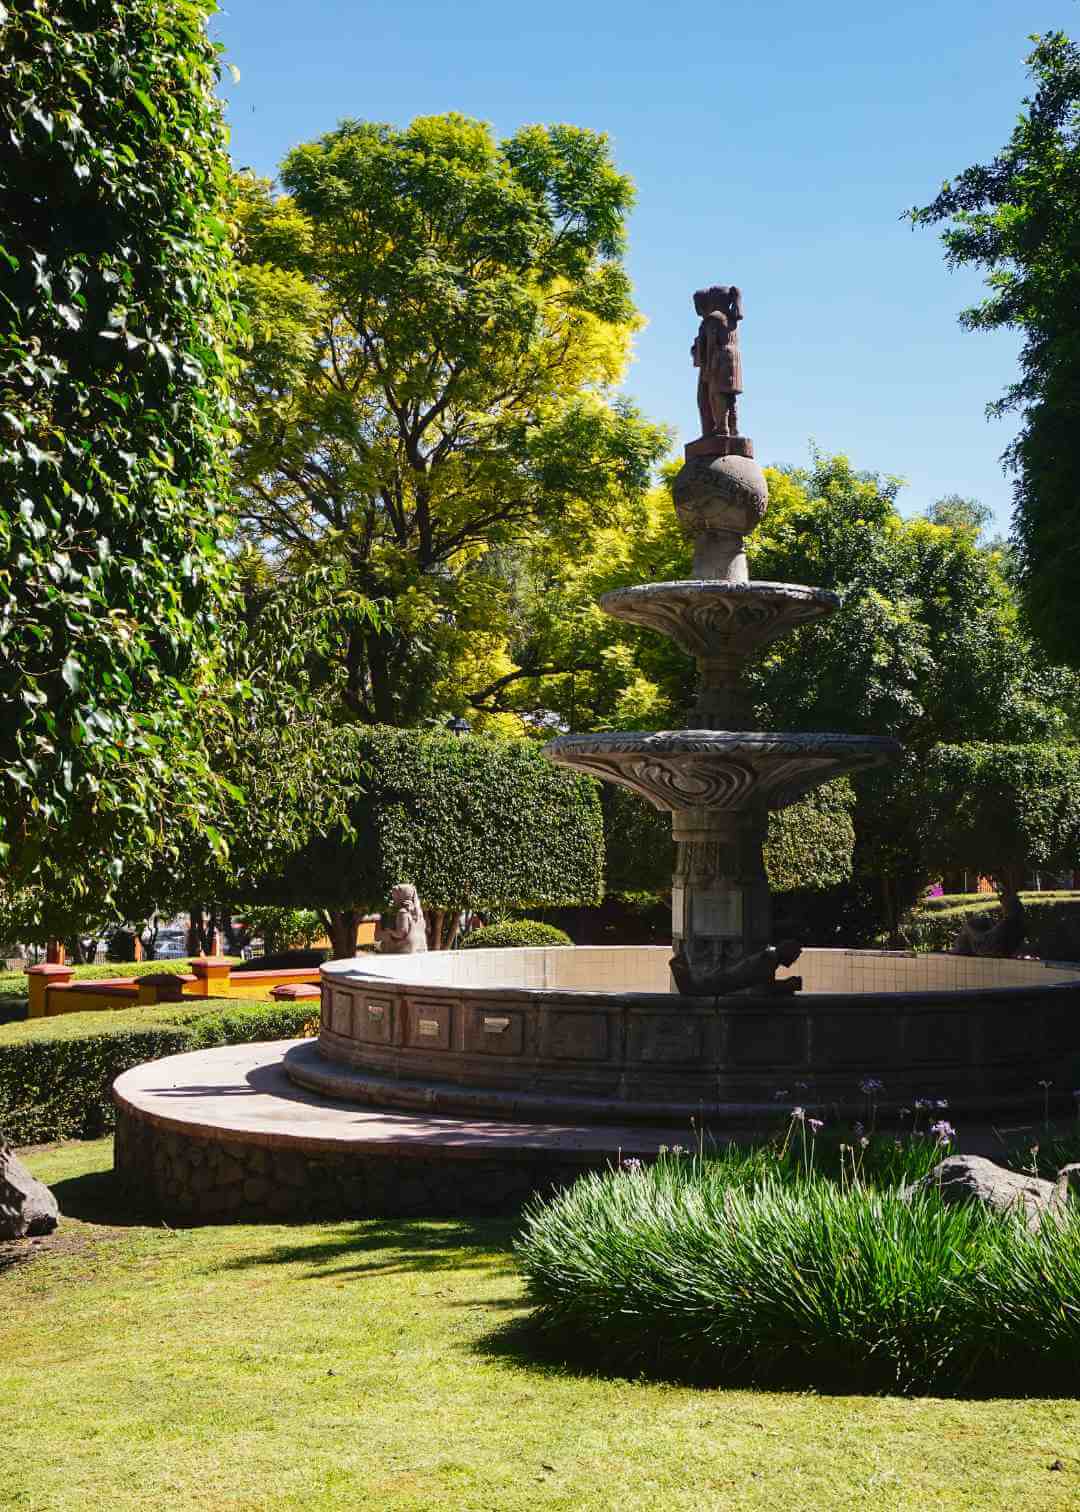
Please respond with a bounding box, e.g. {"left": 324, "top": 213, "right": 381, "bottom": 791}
{"left": 516, "top": 1149, "right": 1080, "bottom": 1394}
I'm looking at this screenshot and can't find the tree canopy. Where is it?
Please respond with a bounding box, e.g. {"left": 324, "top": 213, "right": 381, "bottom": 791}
{"left": 233, "top": 113, "right": 670, "bottom": 729}
{"left": 0, "top": 0, "right": 238, "bottom": 910}
{"left": 920, "top": 743, "right": 1080, "bottom": 894}
{"left": 908, "top": 31, "right": 1080, "bottom": 664}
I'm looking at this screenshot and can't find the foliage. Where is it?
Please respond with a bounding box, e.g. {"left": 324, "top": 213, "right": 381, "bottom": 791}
{"left": 908, "top": 32, "right": 1080, "bottom": 664}
{"left": 236, "top": 905, "right": 324, "bottom": 953}
{"left": 601, "top": 780, "right": 855, "bottom": 898}
{"left": 460, "top": 920, "right": 572, "bottom": 950}
{"left": 245, "top": 729, "right": 603, "bottom": 944}
{"left": 920, "top": 743, "right": 1080, "bottom": 894}
{"left": 0, "top": 0, "right": 239, "bottom": 906}
{"left": 0, "top": 996, "right": 313, "bottom": 1145}
{"left": 517, "top": 1147, "right": 1080, "bottom": 1393}
{"left": 232, "top": 113, "right": 670, "bottom": 728}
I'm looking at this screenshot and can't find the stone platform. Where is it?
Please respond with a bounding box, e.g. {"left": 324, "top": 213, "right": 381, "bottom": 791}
{"left": 112, "top": 1040, "right": 693, "bottom": 1223}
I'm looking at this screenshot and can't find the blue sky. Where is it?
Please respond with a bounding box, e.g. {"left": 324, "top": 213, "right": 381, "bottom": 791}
{"left": 211, "top": 0, "right": 1078, "bottom": 532}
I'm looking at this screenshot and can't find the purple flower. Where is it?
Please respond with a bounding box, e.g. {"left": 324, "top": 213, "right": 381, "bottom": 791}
{"left": 859, "top": 1078, "right": 885, "bottom": 1095}
{"left": 773, "top": 1089, "right": 790, "bottom": 1101}
{"left": 935, "top": 1099, "right": 949, "bottom": 1109}
{"left": 915, "top": 1097, "right": 932, "bottom": 1111}
{"left": 852, "top": 1121, "right": 865, "bottom": 1137}
{"left": 861, "top": 1137, "right": 871, "bottom": 1149}
{"left": 621, "top": 1157, "right": 643, "bottom": 1172}
{"left": 808, "top": 1118, "right": 824, "bottom": 1134}
{"left": 930, "top": 1120, "right": 955, "bottom": 1143}
{"left": 791, "top": 1106, "right": 806, "bottom": 1120}
{"left": 1037, "top": 1079, "right": 1053, "bottom": 1090}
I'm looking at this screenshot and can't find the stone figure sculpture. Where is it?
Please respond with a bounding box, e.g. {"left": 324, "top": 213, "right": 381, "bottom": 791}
{"left": 669, "top": 939, "right": 803, "bottom": 998}
{"left": 951, "top": 889, "right": 1026, "bottom": 958}
{"left": 377, "top": 883, "right": 428, "bottom": 954}
{"left": 692, "top": 284, "right": 743, "bottom": 439}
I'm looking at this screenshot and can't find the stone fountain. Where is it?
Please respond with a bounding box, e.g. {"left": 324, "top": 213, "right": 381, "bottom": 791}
{"left": 545, "top": 282, "right": 898, "bottom": 990}
{"left": 111, "top": 285, "right": 1080, "bottom": 1223}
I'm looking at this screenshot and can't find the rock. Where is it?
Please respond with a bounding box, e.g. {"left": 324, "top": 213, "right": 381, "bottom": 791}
{"left": 1055, "top": 1163, "right": 1080, "bottom": 1203}
{"left": 912, "top": 1154, "right": 1064, "bottom": 1230}
{"left": 0, "top": 1143, "right": 60, "bottom": 1239}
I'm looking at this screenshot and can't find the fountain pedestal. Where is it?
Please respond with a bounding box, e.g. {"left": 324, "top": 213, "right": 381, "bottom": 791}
{"left": 544, "top": 285, "right": 900, "bottom": 984}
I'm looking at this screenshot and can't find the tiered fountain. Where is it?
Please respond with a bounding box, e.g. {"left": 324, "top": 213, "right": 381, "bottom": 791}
{"left": 113, "top": 286, "right": 1080, "bottom": 1222}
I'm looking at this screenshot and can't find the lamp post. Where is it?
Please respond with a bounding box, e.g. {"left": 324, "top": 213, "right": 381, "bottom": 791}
{"left": 447, "top": 715, "right": 471, "bottom": 738}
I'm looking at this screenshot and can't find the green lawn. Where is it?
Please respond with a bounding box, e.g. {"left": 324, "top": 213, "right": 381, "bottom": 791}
{"left": 1, "top": 1141, "right": 1078, "bottom": 1510}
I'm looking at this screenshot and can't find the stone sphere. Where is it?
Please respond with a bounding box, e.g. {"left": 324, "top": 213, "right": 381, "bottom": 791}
{"left": 672, "top": 454, "right": 769, "bottom": 538}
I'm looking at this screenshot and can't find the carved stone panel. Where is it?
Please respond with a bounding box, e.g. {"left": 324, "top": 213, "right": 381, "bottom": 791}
{"left": 629, "top": 1015, "right": 704, "bottom": 1064}
{"left": 405, "top": 996, "right": 453, "bottom": 1051}
{"left": 544, "top": 1012, "right": 611, "bottom": 1062}
{"left": 356, "top": 993, "right": 394, "bottom": 1044}
{"left": 464, "top": 1005, "right": 525, "bottom": 1056}
{"left": 726, "top": 1011, "right": 805, "bottom": 1067}
{"left": 330, "top": 989, "right": 355, "bottom": 1037}
{"left": 904, "top": 1011, "right": 972, "bottom": 1066}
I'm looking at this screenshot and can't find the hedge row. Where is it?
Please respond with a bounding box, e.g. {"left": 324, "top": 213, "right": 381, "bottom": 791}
{"left": 0, "top": 998, "right": 315, "bottom": 1146}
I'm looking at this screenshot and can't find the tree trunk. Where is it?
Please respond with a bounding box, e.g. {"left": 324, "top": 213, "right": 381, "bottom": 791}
{"left": 444, "top": 912, "right": 462, "bottom": 951}
{"left": 428, "top": 908, "right": 446, "bottom": 950}
{"left": 328, "top": 909, "right": 360, "bottom": 959}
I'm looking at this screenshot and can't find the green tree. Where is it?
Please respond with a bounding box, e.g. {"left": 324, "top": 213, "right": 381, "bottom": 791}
{"left": 232, "top": 113, "right": 669, "bottom": 728}
{"left": 920, "top": 744, "right": 1080, "bottom": 895}
{"left": 908, "top": 31, "right": 1080, "bottom": 663}
{"left": 0, "top": 0, "right": 238, "bottom": 908}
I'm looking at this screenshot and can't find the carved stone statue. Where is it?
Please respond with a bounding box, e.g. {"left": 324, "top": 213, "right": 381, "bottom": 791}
{"left": 670, "top": 938, "right": 802, "bottom": 997}
{"left": 377, "top": 883, "right": 428, "bottom": 954}
{"left": 951, "top": 889, "right": 1026, "bottom": 958}
{"left": 692, "top": 285, "right": 743, "bottom": 438}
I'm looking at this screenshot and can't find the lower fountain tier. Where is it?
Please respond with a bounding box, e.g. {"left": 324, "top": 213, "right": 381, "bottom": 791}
{"left": 599, "top": 580, "right": 838, "bottom": 660}
{"left": 543, "top": 729, "right": 901, "bottom": 813}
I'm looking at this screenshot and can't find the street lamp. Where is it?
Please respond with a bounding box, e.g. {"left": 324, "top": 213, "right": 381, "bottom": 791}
{"left": 447, "top": 715, "right": 471, "bottom": 738}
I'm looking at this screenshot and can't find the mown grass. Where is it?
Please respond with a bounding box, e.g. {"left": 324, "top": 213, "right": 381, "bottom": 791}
{"left": 1, "top": 1139, "right": 1079, "bottom": 1511}
{"left": 517, "top": 1143, "right": 1080, "bottom": 1396}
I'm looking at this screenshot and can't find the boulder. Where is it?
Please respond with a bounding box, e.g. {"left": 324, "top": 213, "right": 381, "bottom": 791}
{"left": 911, "top": 1154, "right": 1064, "bottom": 1231}
{"left": 1055, "top": 1163, "right": 1080, "bottom": 1203}
{"left": 0, "top": 1143, "right": 60, "bottom": 1239}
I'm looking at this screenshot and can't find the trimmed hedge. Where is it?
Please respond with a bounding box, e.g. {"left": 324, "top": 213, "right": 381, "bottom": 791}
{"left": 248, "top": 729, "right": 604, "bottom": 913}
{"left": 0, "top": 998, "right": 315, "bottom": 1146}
{"left": 460, "top": 921, "right": 573, "bottom": 950}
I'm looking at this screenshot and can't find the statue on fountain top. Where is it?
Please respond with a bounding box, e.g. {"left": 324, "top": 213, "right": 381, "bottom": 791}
{"left": 691, "top": 284, "right": 744, "bottom": 444}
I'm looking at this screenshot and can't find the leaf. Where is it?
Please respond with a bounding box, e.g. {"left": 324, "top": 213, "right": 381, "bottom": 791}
{"left": 61, "top": 657, "right": 82, "bottom": 693}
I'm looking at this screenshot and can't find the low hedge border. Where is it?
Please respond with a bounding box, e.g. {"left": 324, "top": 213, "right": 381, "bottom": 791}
{"left": 0, "top": 997, "right": 315, "bottom": 1146}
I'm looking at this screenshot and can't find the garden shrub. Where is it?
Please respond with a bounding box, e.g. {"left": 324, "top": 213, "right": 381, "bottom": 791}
{"left": 0, "top": 0, "right": 239, "bottom": 904}
{"left": 516, "top": 1148, "right": 1080, "bottom": 1393}
{"left": 0, "top": 998, "right": 313, "bottom": 1145}
{"left": 460, "top": 921, "right": 573, "bottom": 950}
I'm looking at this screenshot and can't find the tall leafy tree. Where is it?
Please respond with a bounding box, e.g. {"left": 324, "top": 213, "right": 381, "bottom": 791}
{"left": 0, "top": 0, "right": 238, "bottom": 908}
{"left": 233, "top": 113, "right": 669, "bottom": 727}
{"left": 908, "top": 31, "right": 1080, "bottom": 663}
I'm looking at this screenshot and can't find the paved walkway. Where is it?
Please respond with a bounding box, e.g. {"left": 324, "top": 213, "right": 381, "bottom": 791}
{"left": 113, "top": 1040, "right": 696, "bottom": 1160}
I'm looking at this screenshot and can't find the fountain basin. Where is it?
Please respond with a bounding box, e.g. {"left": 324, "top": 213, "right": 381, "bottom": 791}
{"left": 288, "top": 946, "right": 1080, "bottom": 1123}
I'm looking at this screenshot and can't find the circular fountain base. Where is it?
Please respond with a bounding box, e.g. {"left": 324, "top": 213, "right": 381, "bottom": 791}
{"left": 311, "top": 946, "right": 1080, "bottom": 1121}
{"left": 112, "top": 1040, "right": 687, "bottom": 1224}
{"left": 112, "top": 946, "right": 1080, "bottom": 1223}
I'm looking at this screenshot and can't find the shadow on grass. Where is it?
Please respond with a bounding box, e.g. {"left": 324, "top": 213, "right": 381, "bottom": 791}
{"left": 471, "top": 1308, "right": 1080, "bottom": 1401}
{"left": 214, "top": 1215, "right": 520, "bottom": 1280}
{"left": 47, "top": 1167, "right": 149, "bottom": 1228}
